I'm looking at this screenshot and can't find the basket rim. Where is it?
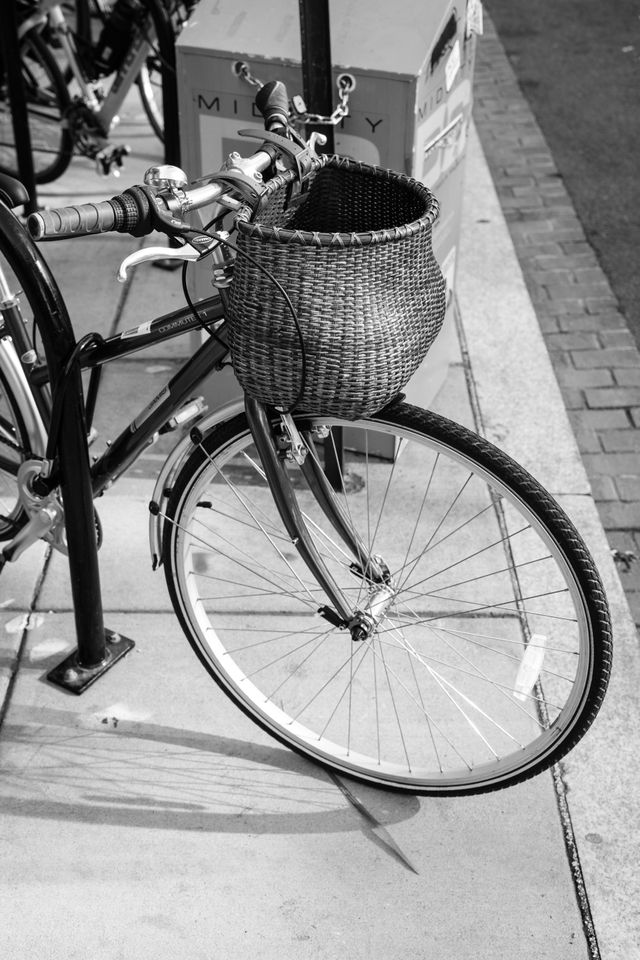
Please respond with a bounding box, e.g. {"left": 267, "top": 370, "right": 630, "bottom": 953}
{"left": 234, "top": 154, "right": 440, "bottom": 248}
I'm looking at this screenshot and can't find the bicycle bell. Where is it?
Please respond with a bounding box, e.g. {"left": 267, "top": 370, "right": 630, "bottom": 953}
{"left": 144, "top": 165, "right": 189, "bottom": 189}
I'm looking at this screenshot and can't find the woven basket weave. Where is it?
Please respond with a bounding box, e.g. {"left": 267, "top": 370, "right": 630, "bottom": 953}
{"left": 225, "top": 155, "right": 446, "bottom": 419}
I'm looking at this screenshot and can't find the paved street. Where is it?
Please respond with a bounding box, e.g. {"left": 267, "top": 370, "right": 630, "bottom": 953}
{"left": 485, "top": 0, "right": 640, "bottom": 349}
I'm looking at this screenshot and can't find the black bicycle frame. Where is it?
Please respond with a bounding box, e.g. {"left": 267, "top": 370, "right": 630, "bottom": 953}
{"left": 30, "top": 294, "right": 227, "bottom": 494}
{"left": 88, "top": 310, "right": 227, "bottom": 493}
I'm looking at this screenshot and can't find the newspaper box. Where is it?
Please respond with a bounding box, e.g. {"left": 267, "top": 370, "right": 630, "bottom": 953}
{"left": 176, "top": 0, "right": 481, "bottom": 417}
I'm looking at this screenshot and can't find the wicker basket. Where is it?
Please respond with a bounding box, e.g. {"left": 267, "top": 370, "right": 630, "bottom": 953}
{"left": 225, "top": 155, "right": 446, "bottom": 419}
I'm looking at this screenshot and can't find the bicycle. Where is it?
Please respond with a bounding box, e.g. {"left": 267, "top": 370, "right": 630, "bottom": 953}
{"left": 0, "top": 0, "right": 194, "bottom": 183}
{"left": 0, "top": 78, "right": 612, "bottom": 795}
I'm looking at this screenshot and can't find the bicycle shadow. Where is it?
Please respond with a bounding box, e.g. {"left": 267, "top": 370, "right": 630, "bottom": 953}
{"left": 0, "top": 703, "right": 422, "bottom": 839}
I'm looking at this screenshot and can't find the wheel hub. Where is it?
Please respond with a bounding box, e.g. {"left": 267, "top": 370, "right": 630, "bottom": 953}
{"left": 350, "top": 582, "right": 397, "bottom": 641}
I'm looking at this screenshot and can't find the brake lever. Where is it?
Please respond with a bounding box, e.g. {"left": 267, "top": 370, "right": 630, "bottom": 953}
{"left": 118, "top": 245, "right": 194, "bottom": 281}
{"left": 117, "top": 233, "right": 217, "bottom": 281}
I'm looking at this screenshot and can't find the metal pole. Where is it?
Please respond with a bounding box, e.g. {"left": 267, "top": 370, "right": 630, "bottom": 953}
{"left": 298, "top": 0, "right": 343, "bottom": 487}
{"left": 147, "top": 0, "right": 180, "bottom": 167}
{"left": 298, "top": 0, "right": 334, "bottom": 154}
{"left": 46, "top": 363, "right": 135, "bottom": 693}
{"left": 76, "top": 0, "right": 91, "bottom": 43}
{"left": 146, "top": 0, "right": 181, "bottom": 260}
{"left": 0, "top": 0, "right": 38, "bottom": 213}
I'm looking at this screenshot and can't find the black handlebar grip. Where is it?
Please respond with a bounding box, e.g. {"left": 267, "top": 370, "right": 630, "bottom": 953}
{"left": 255, "top": 80, "right": 290, "bottom": 132}
{"left": 27, "top": 201, "right": 117, "bottom": 240}
{"left": 27, "top": 186, "right": 155, "bottom": 240}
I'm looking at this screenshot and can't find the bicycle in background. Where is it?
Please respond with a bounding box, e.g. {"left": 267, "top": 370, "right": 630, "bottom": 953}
{"left": 0, "top": 0, "right": 195, "bottom": 182}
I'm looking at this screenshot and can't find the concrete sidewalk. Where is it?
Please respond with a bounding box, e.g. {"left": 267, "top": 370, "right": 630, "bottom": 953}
{"left": 1, "top": 51, "right": 639, "bottom": 960}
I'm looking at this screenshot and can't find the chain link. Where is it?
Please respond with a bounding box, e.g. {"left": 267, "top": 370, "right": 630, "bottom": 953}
{"left": 234, "top": 61, "right": 355, "bottom": 126}
{"left": 234, "top": 61, "right": 265, "bottom": 89}
{"left": 302, "top": 75, "right": 355, "bottom": 126}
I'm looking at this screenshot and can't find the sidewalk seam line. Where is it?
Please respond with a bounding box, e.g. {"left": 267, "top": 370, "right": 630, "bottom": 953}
{"left": 0, "top": 546, "right": 53, "bottom": 729}
{"left": 552, "top": 762, "right": 601, "bottom": 960}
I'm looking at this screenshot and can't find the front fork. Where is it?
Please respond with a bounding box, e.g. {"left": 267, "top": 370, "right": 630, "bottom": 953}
{"left": 244, "top": 397, "right": 390, "bottom": 642}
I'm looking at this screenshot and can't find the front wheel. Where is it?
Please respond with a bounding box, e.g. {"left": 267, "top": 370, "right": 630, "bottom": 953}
{"left": 162, "top": 402, "right": 612, "bottom": 795}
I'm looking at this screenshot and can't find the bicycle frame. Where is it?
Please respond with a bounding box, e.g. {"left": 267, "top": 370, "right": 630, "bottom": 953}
{"left": 29, "top": 293, "right": 227, "bottom": 494}
{"left": 44, "top": 3, "right": 153, "bottom": 131}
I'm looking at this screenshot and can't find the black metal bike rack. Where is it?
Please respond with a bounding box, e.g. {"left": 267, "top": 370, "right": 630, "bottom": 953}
{"left": 0, "top": 205, "right": 135, "bottom": 694}
{"left": 0, "top": 0, "right": 38, "bottom": 214}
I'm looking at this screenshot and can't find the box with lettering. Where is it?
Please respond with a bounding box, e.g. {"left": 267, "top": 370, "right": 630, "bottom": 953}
{"left": 176, "top": 0, "right": 480, "bottom": 410}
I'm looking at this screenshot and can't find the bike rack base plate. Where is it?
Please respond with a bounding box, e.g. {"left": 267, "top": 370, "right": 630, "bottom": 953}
{"left": 47, "top": 629, "right": 135, "bottom": 695}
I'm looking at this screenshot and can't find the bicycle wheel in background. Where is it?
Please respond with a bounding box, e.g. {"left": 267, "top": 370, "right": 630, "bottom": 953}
{"left": 162, "top": 401, "right": 612, "bottom": 795}
{"left": 137, "top": 57, "right": 164, "bottom": 141}
{"left": 137, "top": 1, "right": 197, "bottom": 142}
{"left": 0, "top": 27, "right": 73, "bottom": 185}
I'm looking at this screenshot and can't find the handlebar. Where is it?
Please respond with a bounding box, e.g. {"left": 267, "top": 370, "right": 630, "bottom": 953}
{"left": 28, "top": 179, "right": 230, "bottom": 242}
{"left": 27, "top": 153, "right": 272, "bottom": 242}
{"left": 27, "top": 80, "right": 297, "bottom": 242}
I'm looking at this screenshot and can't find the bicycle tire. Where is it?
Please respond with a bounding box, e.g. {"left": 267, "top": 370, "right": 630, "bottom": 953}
{"left": 137, "top": 59, "right": 163, "bottom": 142}
{"left": 137, "top": 1, "right": 196, "bottom": 142}
{"left": 162, "top": 400, "right": 612, "bottom": 795}
{"left": 0, "top": 27, "right": 73, "bottom": 185}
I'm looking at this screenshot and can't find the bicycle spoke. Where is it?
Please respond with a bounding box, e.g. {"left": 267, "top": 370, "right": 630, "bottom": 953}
{"left": 316, "top": 640, "right": 373, "bottom": 744}
{"left": 400, "top": 524, "right": 531, "bottom": 596}
{"left": 224, "top": 623, "right": 334, "bottom": 654}
{"left": 362, "top": 633, "right": 473, "bottom": 771}
{"left": 165, "top": 510, "right": 319, "bottom": 611}
{"left": 397, "top": 471, "right": 474, "bottom": 594}
{"left": 429, "top": 622, "right": 577, "bottom": 657}
{"left": 245, "top": 627, "right": 336, "bottom": 681}
{"left": 191, "top": 457, "right": 321, "bottom": 608}
{"left": 414, "top": 554, "right": 553, "bottom": 596}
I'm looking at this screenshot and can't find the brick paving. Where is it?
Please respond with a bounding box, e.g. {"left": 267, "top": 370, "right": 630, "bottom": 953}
{"left": 472, "top": 18, "right": 640, "bottom": 630}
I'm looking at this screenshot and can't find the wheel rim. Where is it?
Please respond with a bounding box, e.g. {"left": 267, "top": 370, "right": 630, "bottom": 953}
{"left": 0, "top": 377, "right": 26, "bottom": 536}
{"left": 169, "top": 415, "right": 596, "bottom": 792}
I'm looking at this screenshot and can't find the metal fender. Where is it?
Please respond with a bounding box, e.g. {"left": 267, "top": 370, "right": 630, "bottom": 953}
{"left": 148, "top": 397, "right": 245, "bottom": 569}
